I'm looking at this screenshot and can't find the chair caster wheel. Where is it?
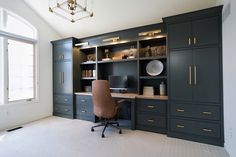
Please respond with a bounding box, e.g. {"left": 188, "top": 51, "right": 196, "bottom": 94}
{"left": 102, "top": 134, "right": 105, "bottom": 138}
{"left": 91, "top": 128, "right": 94, "bottom": 132}
{"left": 119, "top": 130, "right": 122, "bottom": 134}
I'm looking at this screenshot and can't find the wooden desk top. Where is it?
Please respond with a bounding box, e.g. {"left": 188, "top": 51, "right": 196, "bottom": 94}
{"left": 74, "top": 92, "right": 168, "bottom": 100}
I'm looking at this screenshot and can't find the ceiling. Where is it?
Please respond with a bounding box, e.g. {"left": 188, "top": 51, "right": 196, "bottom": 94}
{"left": 23, "top": 0, "right": 218, "bottom": 39}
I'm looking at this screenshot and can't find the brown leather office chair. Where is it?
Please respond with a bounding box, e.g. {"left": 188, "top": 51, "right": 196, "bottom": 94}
{"left": 91, "top": 80, "right": 123, "bottom": 138}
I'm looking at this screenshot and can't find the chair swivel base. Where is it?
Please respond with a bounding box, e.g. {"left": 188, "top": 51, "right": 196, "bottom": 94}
{"left": 91, "top": 120, "right": 122, "bottom": 138}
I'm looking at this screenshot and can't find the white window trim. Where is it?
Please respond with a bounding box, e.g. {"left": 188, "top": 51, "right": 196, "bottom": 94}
{"left": 0, "top": 8, "right": 39, "bottom": 105}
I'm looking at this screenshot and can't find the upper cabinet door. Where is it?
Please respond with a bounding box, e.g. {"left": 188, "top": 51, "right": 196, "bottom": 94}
{"left": 53, "top": 61, "right": 73, "bottom": 94}
{"left": 169, "top": 50, "right": 193, "bottom": 102}
{"left": 168, "top": 22, "right": 192, "bottom": 49}
{"left": 192, "top": 47, "right": 220, "bottom": 104}
{"left": 53, "top": 42, "right": 73, "bottom": 62}
{"left": 192, "top": 17, "right": 219, "bottom": 47}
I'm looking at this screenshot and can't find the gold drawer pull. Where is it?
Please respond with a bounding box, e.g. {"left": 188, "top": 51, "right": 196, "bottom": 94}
{"left": 177, "top": 125, "right": 185, "bottom": 128}
{"left": 64, "top": 109, "right": 69, "bottom": 112}
{"left": 202, "top": 128, "right": 212, "bottom": 132}
{"left": 81, "top": 110, "right": 86, "bottom": 113}
{"left": 202, "top": 111, "right": 212, "bottom": 115}
{"left": 147, "top": 105, "right": 155, "bottom": 108}
{"left": 177, "top": 109, "right": 185, "bottom": 112}
{"left": 147, "top": 119, "right": 154, "bottom": 123}
{"left": 81, "top": 99, "right": 86, "bottom": 102}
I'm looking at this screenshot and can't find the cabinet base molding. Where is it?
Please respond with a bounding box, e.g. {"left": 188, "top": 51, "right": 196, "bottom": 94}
{"left": 167, "top": 131, "right": 224, "bottom": 146}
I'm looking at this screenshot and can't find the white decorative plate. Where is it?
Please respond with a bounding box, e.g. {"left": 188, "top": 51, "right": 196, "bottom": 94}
{"left": 146, "top": 60, "right": 163, "bottom": 76}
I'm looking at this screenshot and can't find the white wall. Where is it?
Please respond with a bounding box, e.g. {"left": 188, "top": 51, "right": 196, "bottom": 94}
{"left": 0, "top": 0, "right": 61, "bottom": 131}
{"left": 217, "top": 0, "right": 236, "bottom": 157}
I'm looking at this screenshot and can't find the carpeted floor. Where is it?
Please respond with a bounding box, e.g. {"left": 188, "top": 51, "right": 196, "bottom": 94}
{"left": 0, "top": 116, "right": 229, "bottom": 157}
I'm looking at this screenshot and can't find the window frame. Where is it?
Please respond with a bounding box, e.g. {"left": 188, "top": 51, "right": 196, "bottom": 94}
{"left": 0, "top": 8, "right": 39, "bottom": 105}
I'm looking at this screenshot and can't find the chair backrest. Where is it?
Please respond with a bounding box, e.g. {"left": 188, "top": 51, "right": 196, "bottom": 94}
{"left": 92, "top": 80, "right": 117, "bottom": 119}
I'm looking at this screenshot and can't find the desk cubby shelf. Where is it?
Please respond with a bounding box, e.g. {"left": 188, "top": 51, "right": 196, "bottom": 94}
{"left": 80, "top": 61, "right": 96, "bottom": 65}
{"left": 81, "top": 77, "right": 96, "bottom": 80}
{"left": 139, "top": 76, "right": 167, "bottom": 79}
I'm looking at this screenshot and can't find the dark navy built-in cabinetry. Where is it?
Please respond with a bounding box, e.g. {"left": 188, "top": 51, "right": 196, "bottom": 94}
{"left": 51, "top": 6, "right": 223, "bottom": 146}
{"left": 163, "top": 6, "right": 223, "bottom": 146}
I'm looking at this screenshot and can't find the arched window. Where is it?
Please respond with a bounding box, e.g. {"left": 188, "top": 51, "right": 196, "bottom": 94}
{"left": 0, "top": 8, "right": 38, "bottom": 103}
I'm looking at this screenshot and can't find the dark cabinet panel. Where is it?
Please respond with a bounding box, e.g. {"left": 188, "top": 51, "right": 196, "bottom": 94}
{"left": 136, "top": 99, "right": 166, "bottom": 114}
{"left": 54, "top": 94, "right": 73, "bottom": 105}
{"left": 171, "top": 103, "right": 220, "bottom": 121}
{"left": 53, "top": 104, "right": 73, "bottom": 116}
{"left": 137, "top": 113, "right": 166, "bottom": 128}
{"left": 170, "top": 119, "right": 220, "bottom": 138}
{"left": 53, "top": 61, "right": 73, "bottom": 94}
{"left": 168, "top": 22, "right": 191, "bottom": 49}
{"left": 169, "top": 50, "right": 192, "bottom": 101}
{"left": 192, "top": 17, "right": 219, "bottom": 47}
{"left": 53, "top": 42, "right": 73, "bottom": 61}
{"left": 76, "top": 95, "right": 95, "bottom": 122}
{"left": 192, "top": 48, "right": 220, "bottom": 103}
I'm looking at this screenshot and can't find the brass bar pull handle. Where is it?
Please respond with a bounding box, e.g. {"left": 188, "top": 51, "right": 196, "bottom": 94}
{"left": 194, "top": 66, "right": 197, "bottom": 85}
{"left": 81, "top": 99, "right": 86, "bottom": 103}
{"left": 177, "top": 125, "right": 185, "bottom": 128}
{"left": 147, "top": 119, "right": 154, "bottom": 123}
{"left": 59, "top": 72, "right": 62, "bottom": 84}
{"left": 194, "top": 37, "right": 197, "bottom": 45}
{"left": 189, "top": 66, "right": 192, "bottom": 85}
{"left": 188, "top": 38, "right": 191, "bottom": 45}
{"left": 62, "top": 72, "right": 64, "bottom": 84}
{"left": 147, "top": 105, "right": 155, "bottom": 108}
{"left": 202, "top": 111, "right": 212, "bottom": 115}
{"left": 177, "top": 109, "right": 185, "bottom": 112}
{"left": 203, "top": 128, "right": 212, "bottom": 132}
{"left": 81, "top": 110, "right": 86, "bottom": 113}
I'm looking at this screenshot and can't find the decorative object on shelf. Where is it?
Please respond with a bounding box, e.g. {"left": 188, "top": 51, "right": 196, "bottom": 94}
{"left": 48, "top": 0, "right": 93, "bottom": 23}
{"left": 87, "top": 54, "right": 95, "bottom": 62}
{"left": 102, "top": 37, "right": 120, "bottom": 42}
{"left": 145, "top": 46, "right": 151, "bottom": 57}
{"left": 102, "top": 49, "right": 112, "bottom": 61}
{"left": 150, "top": 45, "right": 166, "bottom": 56}
{"left": 143, "top": 86, "right": 154, "bottom": 96}
{"left": 146, "top": 60, "right": 164, "bottom": 76}
{"left": 128, "top": 46, "right": 136, "bottom": 59}
{"left": 82, "top": 70, "right": 94, "bottom": 77}
{"left": 159, "top": 82, "right": 166, "bottom": 96}
{"left": 139, "top": 29, "right": 162, "bottom": 37}
{"left": 84, "top": 86, "right": 92, "bottom": 92}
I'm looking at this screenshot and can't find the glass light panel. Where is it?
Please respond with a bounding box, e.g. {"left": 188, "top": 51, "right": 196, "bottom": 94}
{"left": 8, "top": 39, "right": 34, "bottom": 101}
{"left": 5, "top": 14, "right": 35, "bottom": 39}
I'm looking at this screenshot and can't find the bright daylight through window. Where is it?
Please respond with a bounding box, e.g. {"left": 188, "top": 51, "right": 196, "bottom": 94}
{"left": 0, "top": 8, "right": 37, "bottom": 103}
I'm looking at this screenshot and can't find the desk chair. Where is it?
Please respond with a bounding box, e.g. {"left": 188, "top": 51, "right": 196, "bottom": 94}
{"left": 91, "top": 80, "right": 124, "bottom": 138}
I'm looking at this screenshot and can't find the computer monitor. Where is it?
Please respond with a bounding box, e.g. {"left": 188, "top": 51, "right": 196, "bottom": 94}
{"left": 108, "top": 75, "right": 128, "bottom": 90}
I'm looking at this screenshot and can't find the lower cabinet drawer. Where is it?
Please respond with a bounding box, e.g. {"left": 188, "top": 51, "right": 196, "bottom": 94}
{"left": 53, "top": 104, "right": 73, "bottom": 116}
{"left": 171, "top": 104, "right": 220, "bottom": 120}
{"left": 170, "top": 119, "right": 220, "bottom": 138}
{"left": 54, "top": 94, "right": 73, "bottom": 105}
{"left": 136, "top": 113, "right": 166, "bottom": 128}
{"left": 76, "top": 95, "right": 93, "bottom": 117}
{"left": 136, "top": 99, "right": 166, "bottom": 114}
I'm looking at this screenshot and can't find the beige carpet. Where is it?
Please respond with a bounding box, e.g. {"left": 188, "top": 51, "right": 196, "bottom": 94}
{"left": 0, "top": 116, "right": 229, "bottom": 157}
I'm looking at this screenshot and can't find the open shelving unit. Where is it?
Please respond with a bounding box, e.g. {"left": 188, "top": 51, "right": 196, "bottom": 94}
{"left": 76, "top": 35, "right": 168, "bottom": 97}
